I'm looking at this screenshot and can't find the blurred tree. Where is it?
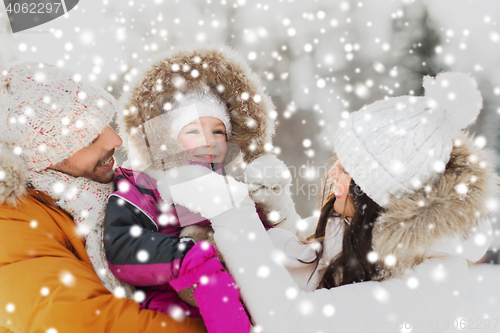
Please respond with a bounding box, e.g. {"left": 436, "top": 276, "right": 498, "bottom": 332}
{"left": 390, "top": 1, "right": 444, "bottom": 96}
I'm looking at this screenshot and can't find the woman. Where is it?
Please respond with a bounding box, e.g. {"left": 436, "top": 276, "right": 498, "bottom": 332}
{"left": 172, "top": 72, "right": 498, "bottom": 332}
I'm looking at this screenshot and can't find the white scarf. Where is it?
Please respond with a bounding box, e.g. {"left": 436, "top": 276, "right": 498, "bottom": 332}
{"left": 27, "top": 169, "right": 135, "bottom": 298}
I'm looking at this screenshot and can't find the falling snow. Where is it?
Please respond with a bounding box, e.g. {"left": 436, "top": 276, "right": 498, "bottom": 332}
{"left": 1, "top": 0, "right": 500, "bottom": 329}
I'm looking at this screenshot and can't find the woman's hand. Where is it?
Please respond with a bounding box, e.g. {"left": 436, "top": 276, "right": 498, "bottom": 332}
{"left": 245, "top": 155, "right": 296, "bottom": 225}
{"left": 245, "top": 154, "right": 292, "bottom": 191}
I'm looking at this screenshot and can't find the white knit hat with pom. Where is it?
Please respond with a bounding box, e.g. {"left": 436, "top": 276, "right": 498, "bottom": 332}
{"left": 334, "top": 72, "right": 483, "bottom": 207}
{"left": 0, "top": 62, "right": 116, "bottom": 171}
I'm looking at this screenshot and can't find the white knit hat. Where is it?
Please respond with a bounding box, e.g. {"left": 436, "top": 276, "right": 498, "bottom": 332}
{"left": 0, "top": 62, "right": 116, "bottom": 171}
{"left": 166, "top": 89, "right": 231, "bottom": 139}
{"left": 334, "top": 72, "right": 483, "bottom": 207}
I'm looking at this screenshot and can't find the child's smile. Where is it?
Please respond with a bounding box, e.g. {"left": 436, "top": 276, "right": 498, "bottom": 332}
{"left": 177, "top": 117, "right": 228, "bottom": 164}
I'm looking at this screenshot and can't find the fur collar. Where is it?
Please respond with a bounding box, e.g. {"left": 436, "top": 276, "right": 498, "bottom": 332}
{"left": 373, "top": 131, "right": 500, "bottom": 279}
{"left": 0, "top": 148, "right": 28, "bottom": 206}
{"left": 116, "top": 44, "right": 276, "bottom": 171}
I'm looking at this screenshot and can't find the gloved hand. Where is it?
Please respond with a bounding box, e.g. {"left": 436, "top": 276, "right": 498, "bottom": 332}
{"left": 245, "top": 154, "right": 292, "bottom": 191}
{"left": 245, "top": 155, "right": 297, "bottom": 226}
{"left": 170, "top": 241, "right": 251, "bottom": 333}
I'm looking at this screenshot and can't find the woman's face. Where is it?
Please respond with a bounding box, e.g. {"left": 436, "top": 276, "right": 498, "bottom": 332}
{"left": 328, "top": 160, "right": 355, "bottom": 217}
{"left": 177, "top": 116, "right": 227, "bottom": 163}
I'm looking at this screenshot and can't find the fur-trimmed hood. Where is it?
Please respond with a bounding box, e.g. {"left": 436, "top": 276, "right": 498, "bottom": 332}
{"left": 116, "top": 44, "right": 276, "bottom": 172}
{"left": 373, "top": 131, "right": 499, "bottom": 279}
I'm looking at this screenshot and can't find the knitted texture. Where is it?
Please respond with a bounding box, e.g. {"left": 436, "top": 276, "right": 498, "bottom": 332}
{"left": 0, "top": 62, "right": 116, "bottom": 171}
{"left": 168, "top": 88, "right": 232, "bottom": 139}
{"left": 245, "top": 154, "right": 294, "bottom": 225}
{"left": 334, "top": 72, "right": 482, "bottom": 207}
{"left": 0, "top": 61, "right": 133, "bottom": 297}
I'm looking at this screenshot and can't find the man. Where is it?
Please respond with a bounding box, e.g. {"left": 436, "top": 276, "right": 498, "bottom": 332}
{"left": 0, "top": 61, "right": 206, "bottom": 332}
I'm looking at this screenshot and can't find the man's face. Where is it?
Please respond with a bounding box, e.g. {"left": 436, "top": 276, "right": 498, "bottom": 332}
{"left": 48, "top": 126, "right": 123, "bottom": 183}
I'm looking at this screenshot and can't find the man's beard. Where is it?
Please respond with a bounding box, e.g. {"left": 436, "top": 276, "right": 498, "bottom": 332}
{"left": 87, "top": 149, "right": 116, "bottom": 183}
{"left": 51, "top": 149, "right": 116, "bottom": 184}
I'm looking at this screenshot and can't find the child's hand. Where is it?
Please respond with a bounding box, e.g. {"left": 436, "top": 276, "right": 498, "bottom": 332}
{"left": 180, "top": 225, "right": 214, "bottom": 243}
{"left": 180, "top": 225, "right": 223, "bottom": 262}
{"left": 177, "top": 286, "right": 198, "bottom": 308}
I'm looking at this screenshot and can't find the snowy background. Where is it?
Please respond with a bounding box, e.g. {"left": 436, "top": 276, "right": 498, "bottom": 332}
{"left": 2, "top": 0, "right": 500, "bottom": 258}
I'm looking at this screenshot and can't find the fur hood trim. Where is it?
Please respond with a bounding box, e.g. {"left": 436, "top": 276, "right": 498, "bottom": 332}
{"left": 0, "top": 147, "right": 28, "bottom": 206}
{"left": 117, "top": 44, "right": 276, "bottom": 171}
{"left": 373, "top": 131, "right": 500, "bottom": 279}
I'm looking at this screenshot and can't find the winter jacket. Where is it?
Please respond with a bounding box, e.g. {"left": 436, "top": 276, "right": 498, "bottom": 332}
{"left": 0, "top": 152, "right": 207, "bottom": 333}
{"left": 208, "top": 132, "right": 498, "bottom": 333}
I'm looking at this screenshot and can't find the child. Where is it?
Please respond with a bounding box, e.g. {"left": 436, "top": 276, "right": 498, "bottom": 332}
{"left": 104, "top": 45, "right": 292, "bottom": 332}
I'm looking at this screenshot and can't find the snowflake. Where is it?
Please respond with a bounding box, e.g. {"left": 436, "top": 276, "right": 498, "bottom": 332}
{"left": 257, "top": 265, "right": 270, "bottom": 278}
{"left": 40, "top": 287, "right": 50, "bottom": 296}
{"left": 322, "top": 304, "right": 335, "bottom": 317}
{"left": 137, "top": 250, "right": 149, "bottom": 262}
{"left": 406, "top": 277, "right": 419, "bottom": 289}
{"left": 367, "top": 251, "right": 378, "bottom": 263}
{"left": 474, "top": 233, "right": 487, "bottom": 246}
{"left": 285, "top": 287, "right": 298, "bottom": 300}
{"left": 432, "top": 264, "right": 447, "bottom": 281}
{"left": 373, "top": 286, "right": 390, "bottom": 303}
{"left": 299, "top": 300, "right": 313, "bottom": 315}
{"left": 134, "top": 290, "right": 146, "bottom": 303}
{"left": 113, "top": 286, "right": 126, "bottom": 298}
{"left": 5, "top": 303, "right": 15, "bottom": 313}
{"left": 60, "top": 271, "right": 76, "bottom": 287}
{"left": 384, "top": 254, "right": 397, "bottom": 267}
{"left": 130, "top": 225, "right": 142, "bottom": 237}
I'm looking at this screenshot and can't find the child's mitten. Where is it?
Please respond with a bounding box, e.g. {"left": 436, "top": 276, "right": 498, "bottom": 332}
{"left": 169, "top": 241, "right": 250, "bottom": 333}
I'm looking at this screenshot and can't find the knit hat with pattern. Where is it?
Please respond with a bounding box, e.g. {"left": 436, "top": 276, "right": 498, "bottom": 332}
{"left": 0, "top": 61, "right": 116, "bottom": 171}
{"left": 334, "top": 72, "right": 483, "bottom": 207}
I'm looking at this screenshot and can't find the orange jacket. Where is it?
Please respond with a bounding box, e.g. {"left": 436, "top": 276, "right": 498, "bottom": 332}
{"left": 0, "top": 188, "right": 207, "bottom": 333}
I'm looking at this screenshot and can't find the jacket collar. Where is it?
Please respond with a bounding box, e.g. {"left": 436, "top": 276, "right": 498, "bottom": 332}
{"left": 373, "top": 131, "right": 499, "bottom": 279}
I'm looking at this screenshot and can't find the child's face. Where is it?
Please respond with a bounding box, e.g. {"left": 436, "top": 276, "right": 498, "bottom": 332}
{"left": 177, "top": 117, "right": 227, "bottom": 163}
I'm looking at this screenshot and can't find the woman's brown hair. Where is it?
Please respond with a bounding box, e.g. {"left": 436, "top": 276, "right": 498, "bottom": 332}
{"left": 308, "top": 160, "right": 384, "bottom": 288}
